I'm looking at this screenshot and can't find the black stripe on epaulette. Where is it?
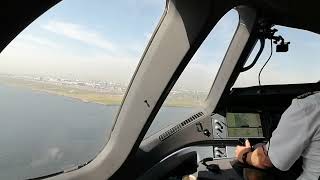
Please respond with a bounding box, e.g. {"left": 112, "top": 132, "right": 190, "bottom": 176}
{"left": 296, "top": 91, "right": 319, "bottom": 99}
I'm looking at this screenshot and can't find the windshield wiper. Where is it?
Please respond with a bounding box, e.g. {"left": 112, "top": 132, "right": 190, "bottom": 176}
{"left": 25, "top": 160, "right": 93, "bottom": 180}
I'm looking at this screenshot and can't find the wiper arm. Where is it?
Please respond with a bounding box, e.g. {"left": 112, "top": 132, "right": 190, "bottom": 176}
{"left": 241, "top": 38, "right": 265, "bottom": 72}
{"left": 25, "top": 160, "right": 92, "bottom": 180}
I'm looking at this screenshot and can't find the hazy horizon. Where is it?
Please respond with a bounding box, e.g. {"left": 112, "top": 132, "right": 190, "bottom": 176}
{"left": 1, "top": 0, "right": 320, "bottom": 92}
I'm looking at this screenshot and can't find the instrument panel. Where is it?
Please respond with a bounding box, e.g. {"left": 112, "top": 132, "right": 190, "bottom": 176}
{"left": 212, "top": 113, "right": 263, "bottom": 139}
{"left": 211, "top": 113, "right": 264, "bottom": 158}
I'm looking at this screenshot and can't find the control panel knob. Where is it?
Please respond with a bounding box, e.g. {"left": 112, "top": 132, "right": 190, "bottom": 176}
{"left": 203, "top": 129, "right": 211, "bottom": 137}
{"left": 215, "top": 125, "right": 222, "bottom": 133}
{"left": 215, "top": 152, "right": 221, "bottom": 157}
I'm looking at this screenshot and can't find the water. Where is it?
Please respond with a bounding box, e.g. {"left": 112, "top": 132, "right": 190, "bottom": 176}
{"left": 0, "top": 85, "right": 194, "bottom": 179}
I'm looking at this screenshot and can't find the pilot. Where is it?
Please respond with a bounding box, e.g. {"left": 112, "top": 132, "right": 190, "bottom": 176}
{"left": 235, "top": 92, "right": 320, "bottom": 180}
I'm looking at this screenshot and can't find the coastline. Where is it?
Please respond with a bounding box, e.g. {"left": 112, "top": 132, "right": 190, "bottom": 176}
{"left": 0, "top": 77, "right": 199, "bottom": 108}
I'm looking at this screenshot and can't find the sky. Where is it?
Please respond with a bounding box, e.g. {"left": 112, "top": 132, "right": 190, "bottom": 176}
{"left": 0, "top": 0, "right": 320, "bottom": 92}
{"left": 0, "top": 0, "right": 163, "bottom": 84}
{"left": 235, "top": 25, "right": 320, "bottom": 87}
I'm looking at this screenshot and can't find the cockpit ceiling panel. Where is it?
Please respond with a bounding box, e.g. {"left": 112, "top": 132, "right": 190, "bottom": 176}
{"left": 0, "top": 0, "right": 61, "bottom": 53}
{"left": 248, "top": 0, "right": 320, "bottom": 34}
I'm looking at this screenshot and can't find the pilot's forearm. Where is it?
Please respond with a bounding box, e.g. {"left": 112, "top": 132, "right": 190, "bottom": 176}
{"left": 246, "top": 147, "right": 273, "bottom": 169}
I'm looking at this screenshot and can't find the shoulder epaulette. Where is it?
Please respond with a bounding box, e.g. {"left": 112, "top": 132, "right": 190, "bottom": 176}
{"left": 296, "top": 91, "right": 320, "bottom": 99}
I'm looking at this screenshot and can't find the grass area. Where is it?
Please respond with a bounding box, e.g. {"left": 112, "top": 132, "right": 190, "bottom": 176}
{"left": 0, "top": 77, "right": 124, "bottom": 105}
{"left": 164, "top": 98, "right": 201, "bottom": 107}
{"left": 0, "top": 77, "right": 200, "bottom": 107}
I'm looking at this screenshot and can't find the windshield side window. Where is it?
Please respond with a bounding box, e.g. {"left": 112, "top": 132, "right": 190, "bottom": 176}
{"left": 144, "top": 9, "right": 239, "bottom": 138}
{"left": 234, "top": 26, "right": 320, "bottom": 87}
{"left": 0, "top": 0, "right": 164, "bottom": 179}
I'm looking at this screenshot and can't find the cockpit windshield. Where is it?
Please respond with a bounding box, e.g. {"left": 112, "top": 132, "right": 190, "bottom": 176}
{"left": 0, "top": 0, "right": 164, "bottom": 179}
{"left": 234, "top": 26, "right": 320, "bottom": 88}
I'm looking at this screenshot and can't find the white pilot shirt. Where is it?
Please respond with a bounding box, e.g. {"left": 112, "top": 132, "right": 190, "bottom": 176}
{"left": 267, "top": 92, "right": 320, "bottom": 180}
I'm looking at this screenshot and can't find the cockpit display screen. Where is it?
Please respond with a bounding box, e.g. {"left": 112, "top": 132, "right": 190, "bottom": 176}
{"left": 226, "top": 113, "right": 263, "bottom": 137}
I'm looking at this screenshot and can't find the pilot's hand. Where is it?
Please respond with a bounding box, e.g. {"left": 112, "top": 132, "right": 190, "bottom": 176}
{"left": 182, "top": 175, "right": 197, "bottom": 180}
{"left": 235, "top": 139, "right": 251, "bottom": 163}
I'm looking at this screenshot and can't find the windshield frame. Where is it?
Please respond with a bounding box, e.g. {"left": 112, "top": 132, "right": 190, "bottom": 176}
{"left": 0, "top": 1, "right": 258, "bottom": 180}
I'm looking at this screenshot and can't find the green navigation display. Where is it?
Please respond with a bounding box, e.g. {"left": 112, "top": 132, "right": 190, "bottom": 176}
{"left": 226, "top": 113, "right": 263, "bottom": 137}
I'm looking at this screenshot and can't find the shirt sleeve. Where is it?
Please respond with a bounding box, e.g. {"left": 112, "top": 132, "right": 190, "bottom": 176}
{"left": 267, "top": 98, "right": 315, "bottom": 171}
